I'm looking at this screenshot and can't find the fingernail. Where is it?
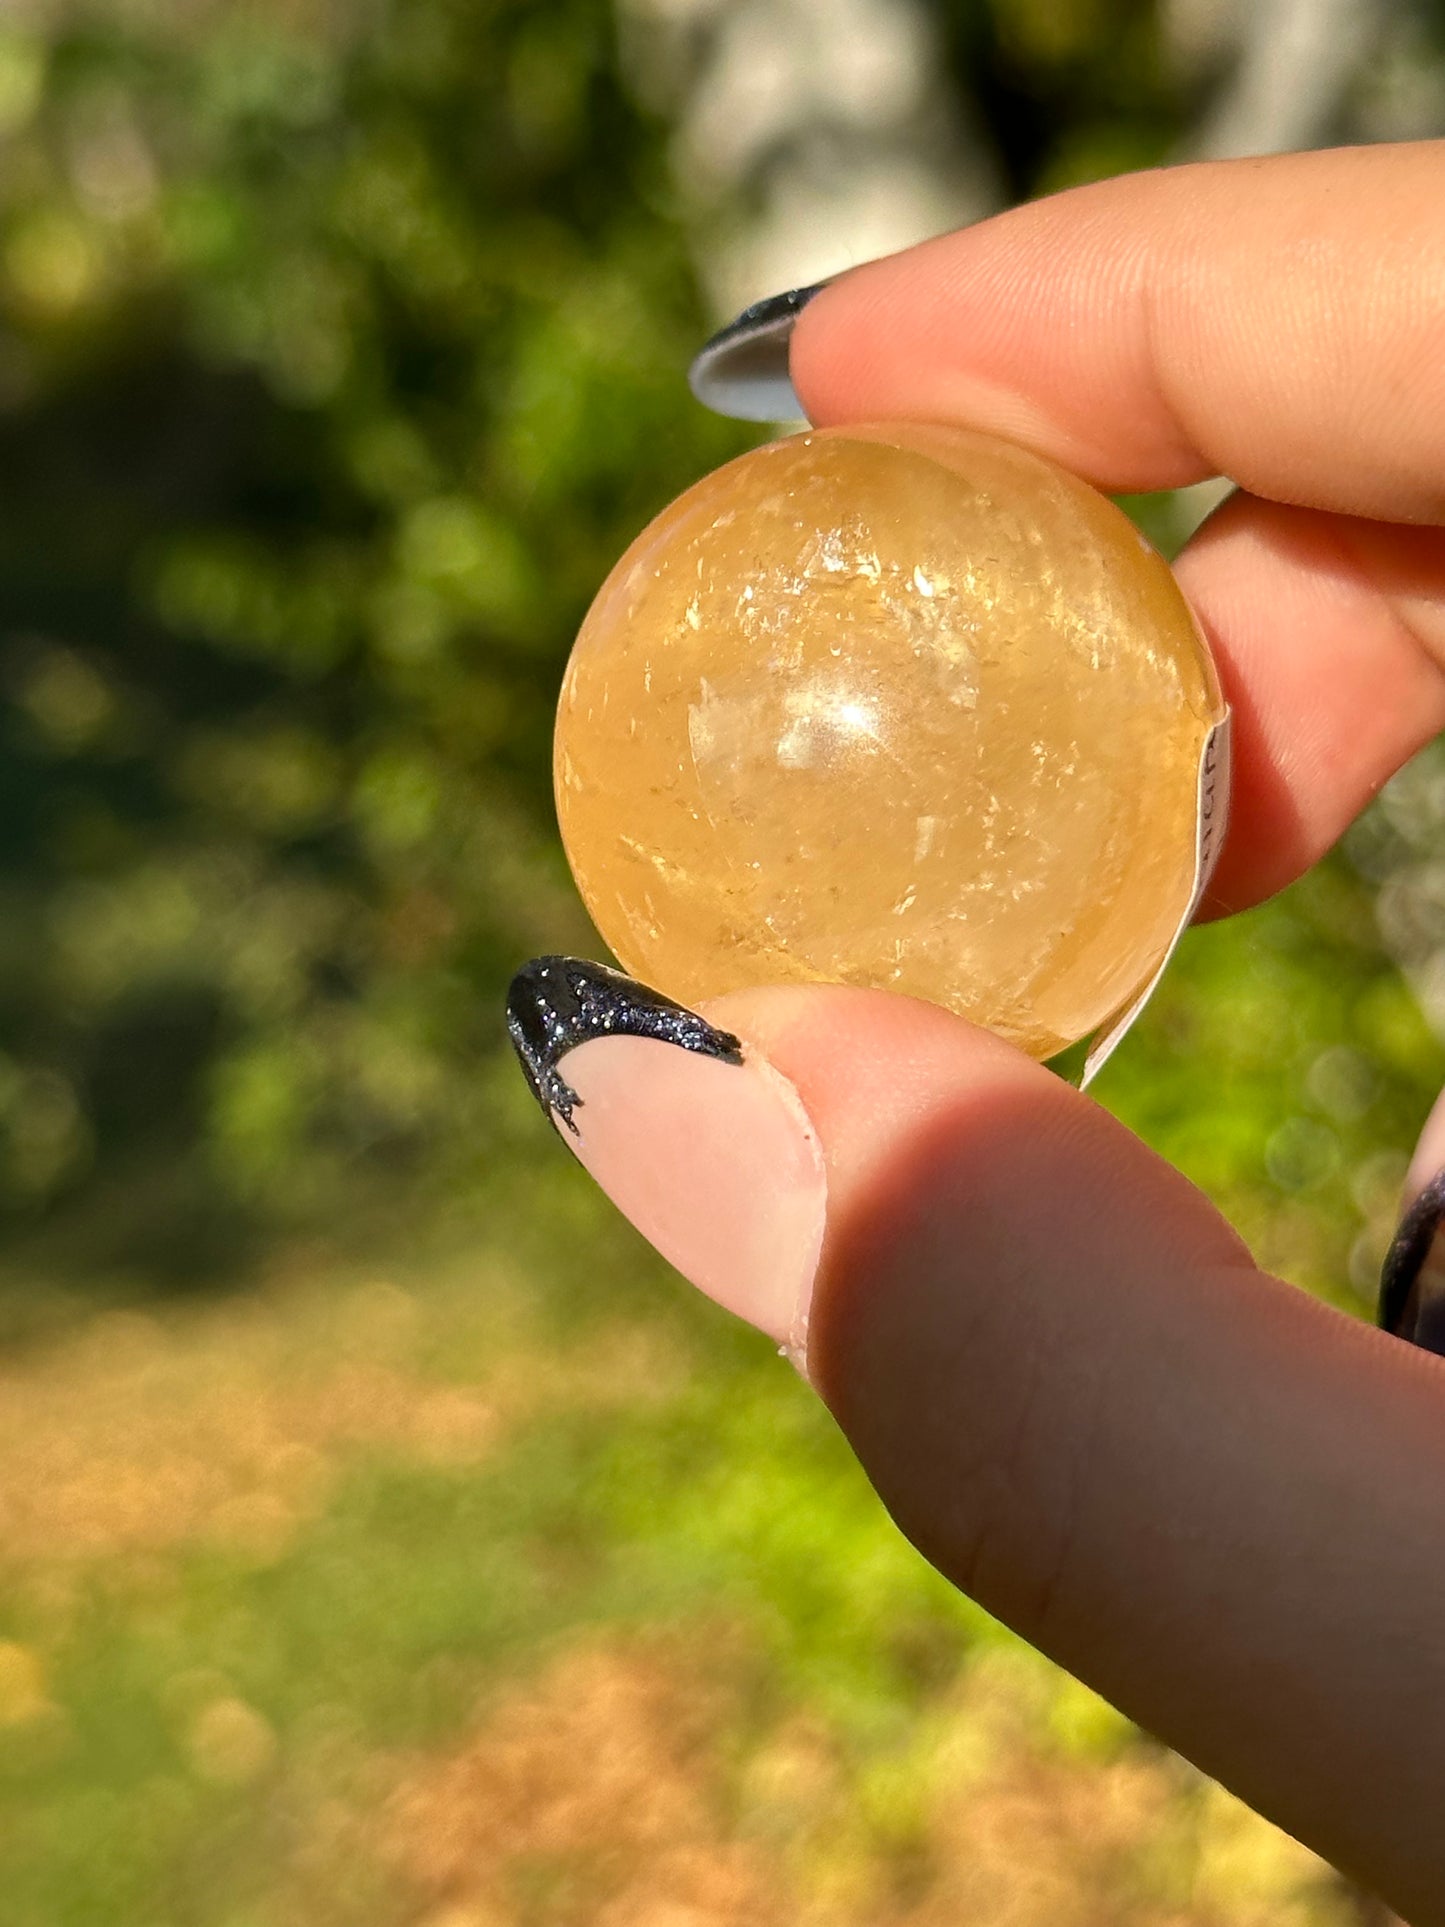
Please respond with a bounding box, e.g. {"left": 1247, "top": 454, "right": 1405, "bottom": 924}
{"left": 1379, "top": 1169, "right": 1445, "bottom": 1355}
{"left": 1406, "top": 1085, "right": 1445, "bottom": 1200}
{"left": 506, "top": 957, "right": 827, "bottom": 1355}
{"left": 687, "top": 282, "right": 828, "bottom": 422}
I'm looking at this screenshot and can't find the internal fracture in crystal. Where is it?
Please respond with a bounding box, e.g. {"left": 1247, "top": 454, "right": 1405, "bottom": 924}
{"left": 554, "top": 424, "right": 1224, "bottom": 1059}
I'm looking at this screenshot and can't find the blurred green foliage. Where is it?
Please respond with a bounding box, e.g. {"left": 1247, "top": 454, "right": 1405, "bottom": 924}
{"left": 0, "top": 0, "right": 748, "bottom": 1252}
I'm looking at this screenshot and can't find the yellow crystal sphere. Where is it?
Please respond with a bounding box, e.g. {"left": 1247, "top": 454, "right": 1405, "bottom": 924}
{"left": 555, "top": 424, "right": 1224, "bottom": 1059}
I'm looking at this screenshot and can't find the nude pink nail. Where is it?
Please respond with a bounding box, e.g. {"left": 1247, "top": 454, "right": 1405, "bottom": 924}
{"left": 506, "top": 957, "right": 826, "bottom": 1353}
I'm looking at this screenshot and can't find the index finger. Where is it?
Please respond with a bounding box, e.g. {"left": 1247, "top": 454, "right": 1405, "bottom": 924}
{"left": 790, "top": 142, "right": 1445, "bottom": 522}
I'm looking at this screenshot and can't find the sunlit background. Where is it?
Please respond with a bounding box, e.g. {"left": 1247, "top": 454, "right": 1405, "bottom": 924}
{"left": 0, "top": 1, "right": 1442, "bottom": 1922}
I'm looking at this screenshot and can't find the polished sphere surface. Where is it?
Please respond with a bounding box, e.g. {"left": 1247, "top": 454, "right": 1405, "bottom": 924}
{"left": 555, "top": 424, "right": 1224, "bottom": 1058}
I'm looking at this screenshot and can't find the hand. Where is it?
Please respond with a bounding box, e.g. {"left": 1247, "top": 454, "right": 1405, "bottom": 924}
{"left": 508, "top": 142, "right": 1445, "bottom": 1924}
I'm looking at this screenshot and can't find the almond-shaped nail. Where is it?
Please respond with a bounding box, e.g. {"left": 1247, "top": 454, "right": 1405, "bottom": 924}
{"left": 507, "top": 957, "right": 826, "bottom": 1353}
{"left": 1379, "top": 1168, "right": 1445, "bottom": 1354}
{"left": 687, "top": 282, "right": 828, "bottom": 422}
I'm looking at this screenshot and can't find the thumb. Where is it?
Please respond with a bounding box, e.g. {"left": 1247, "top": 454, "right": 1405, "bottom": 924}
{"left": 508, "top": 957, "right": 1445, "bottom": 1925}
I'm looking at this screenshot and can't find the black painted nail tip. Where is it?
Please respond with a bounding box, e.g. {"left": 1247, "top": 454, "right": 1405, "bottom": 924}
{"left": 1378, "top": 1167, "right": 1445, "bottom": 1351}
{"left": 687, "top": 280, "right": 829, "bottom": 418}
{"left": 695, "top": 281, "right": 830, "bottom": 360}
{"left": 505, "top": 955, "right": 743, "bottom": 1137}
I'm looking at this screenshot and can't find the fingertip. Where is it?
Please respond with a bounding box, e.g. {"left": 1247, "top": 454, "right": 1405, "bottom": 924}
{"left": 697, "top": 982, "right": 1045, "bottom": 1199}
{"left": 697, "top": 980, "right": 1248, "bottom": 1385}
{"left": 786, "top": 172, "right": 1211, "bottom": 493}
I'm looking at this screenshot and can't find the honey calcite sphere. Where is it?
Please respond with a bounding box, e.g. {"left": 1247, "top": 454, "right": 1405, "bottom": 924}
{"left": 555, "top": 424, "right": 1224, "bottom": 1060}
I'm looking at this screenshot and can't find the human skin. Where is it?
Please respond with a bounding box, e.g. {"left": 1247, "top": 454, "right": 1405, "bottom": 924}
{"left": 517, "top": 145, "right": 1445, "bottom": 1924}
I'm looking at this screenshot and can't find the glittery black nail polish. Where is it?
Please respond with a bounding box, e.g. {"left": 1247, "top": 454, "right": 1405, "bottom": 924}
{"left": 1379, "top": 1168, "right": 1445, "bottom": 1354}
{"left": 506, "top": 956, "right": 744, "bottom": 1137}
{"left": 687, "top": 282, "right": 828, "bottom": 422}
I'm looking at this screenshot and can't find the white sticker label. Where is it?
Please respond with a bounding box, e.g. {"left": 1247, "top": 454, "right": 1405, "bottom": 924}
{"left": 1080, "top": 711, "right": 1232, "bottom": 1089}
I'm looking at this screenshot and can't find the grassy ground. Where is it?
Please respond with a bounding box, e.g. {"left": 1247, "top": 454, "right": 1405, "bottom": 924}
{"left": 0, "top": 1116, "right": 1384, "bottom": 1927}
